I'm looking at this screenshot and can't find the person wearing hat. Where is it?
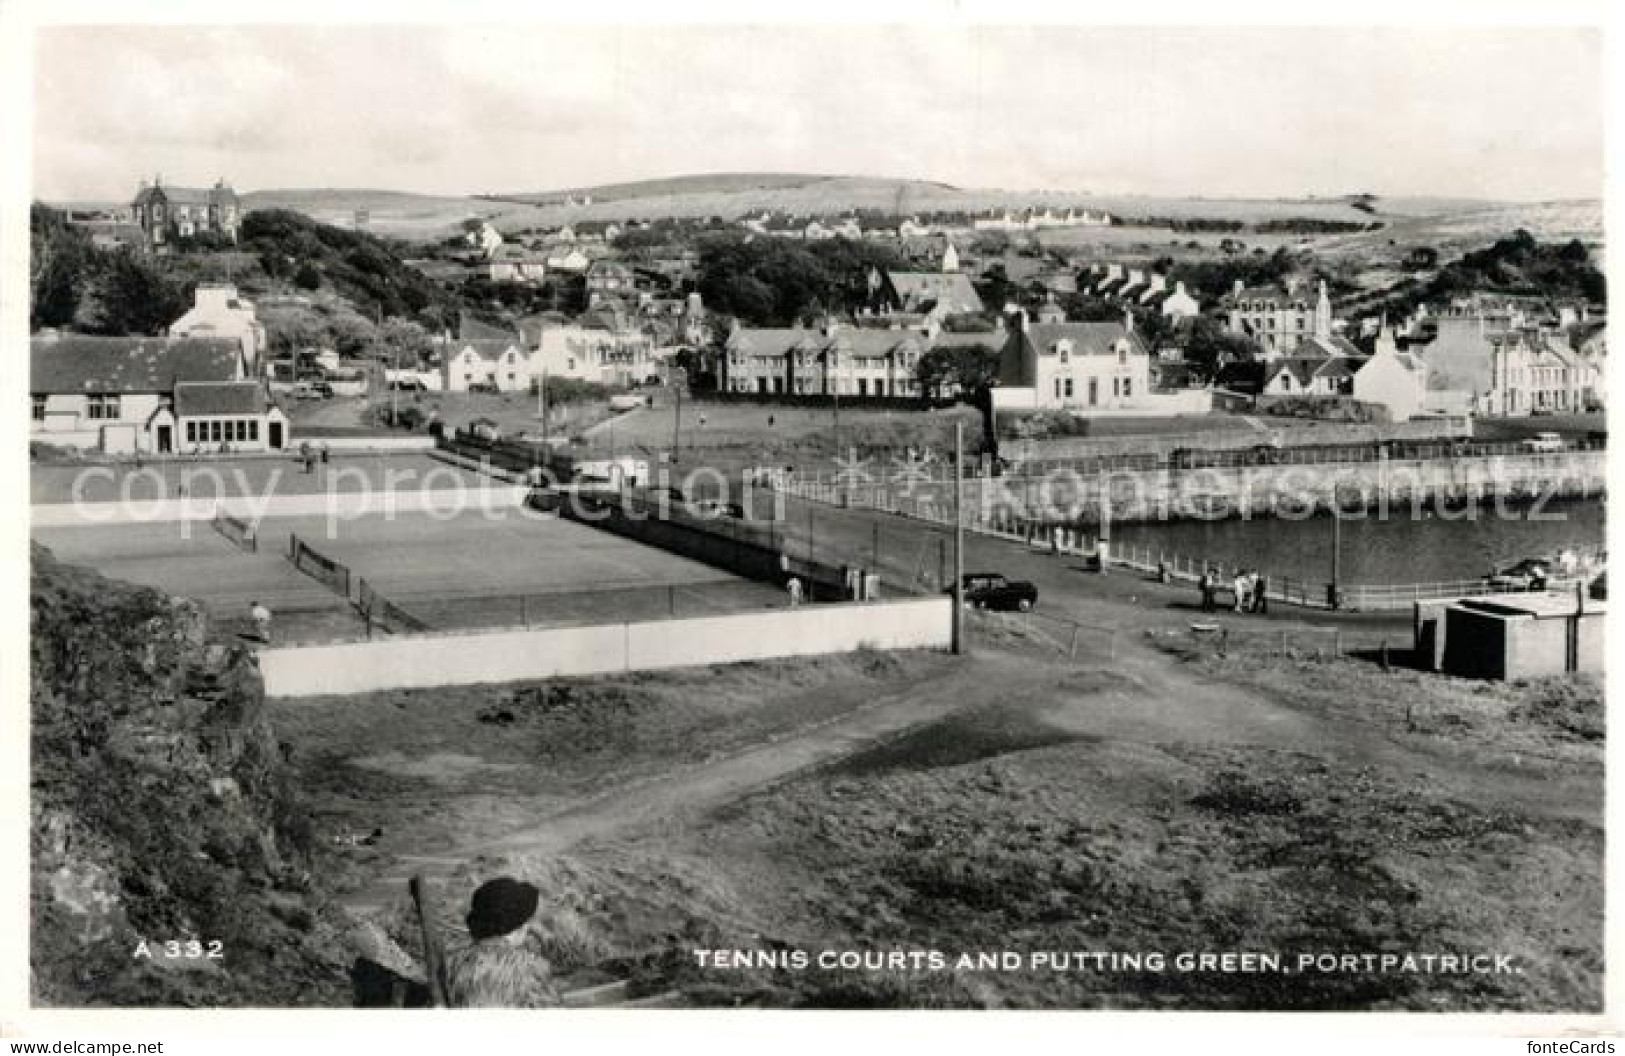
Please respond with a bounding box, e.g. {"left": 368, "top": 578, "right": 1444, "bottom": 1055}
{"left": 441, "top": 877, "right": 561, "bottom": 1008}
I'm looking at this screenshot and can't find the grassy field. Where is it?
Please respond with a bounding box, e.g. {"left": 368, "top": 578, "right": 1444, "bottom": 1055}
{"left": 284, "top": 603, "right": 1601, "bottom": 1009}
{"left": 579, "top": 399, "right": 983, "bottom": 477}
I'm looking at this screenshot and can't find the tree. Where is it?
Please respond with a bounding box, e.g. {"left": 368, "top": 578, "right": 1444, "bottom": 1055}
{"left": 30, "top": 204, "right": 92, "bottom": 330}
{"left": 914, "top": 341, "right": 1002, "bottom": 399}
{"left": 82, "top": 249, "right": 191, "bottom": 336}
{"left": 374, "top": 317, "right": 433, "bottom": 367}
{"left": 1182, "top": 316, "right": 1261, "bottom": 383}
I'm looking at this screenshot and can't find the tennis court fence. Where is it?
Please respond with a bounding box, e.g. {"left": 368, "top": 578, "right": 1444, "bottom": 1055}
{"left": 287, "top": 533, "right": 353, "bottom": 599}
{"left": 356, "top": 577, "right": 432, "bottom": 635}
{"left": 211, "top": 511, "right": 258, "bottom": 553}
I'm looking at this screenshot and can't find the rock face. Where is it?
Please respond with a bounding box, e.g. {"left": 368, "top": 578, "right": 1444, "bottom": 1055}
{"left": 30, "top": 544, "right": 345, "bottom": 1006}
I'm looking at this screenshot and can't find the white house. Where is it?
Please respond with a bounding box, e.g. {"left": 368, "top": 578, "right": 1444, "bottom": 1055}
{"left": 992, "top": 314, "right": 1151, "bottom": 412}
{"left": 1353, "top": 326, "right": 1429, "bottom": 421}
{"left": 721, "top": 324, "right": 926, "bottom": 398}
{"left": 1261, "top": 337, "right": 1365, "bottom": 398}
{"left": 168, "top": 283, "right": 267, "bottom": 376}
{"left": 31, "top": 334, "right": 287, "bottom": 454}
{"left": 544, "top": 248, "right": 591, "bottom": 273}
{"left": 487, "top": 245, "right": 547, "bottom": 284}
{"left": 1159, "top": 281, "right": 1201, "bottom": 320}
{"left": 531, "top": 315, "right": 656, "bottom": 387}
{"left": 440, "top": 339, "right": 533, "bottom": 392}
{"left": 464, "top": 219, "right": 503, "bottom": 257}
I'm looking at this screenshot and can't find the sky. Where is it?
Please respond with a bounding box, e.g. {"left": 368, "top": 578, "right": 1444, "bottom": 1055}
{"left": 30, "top": 23, "right": 1605, "bottom": 203}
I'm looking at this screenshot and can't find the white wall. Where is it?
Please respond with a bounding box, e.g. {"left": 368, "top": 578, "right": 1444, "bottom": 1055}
{"left": 262, "top": 597, "right": 952, "bottom": 697}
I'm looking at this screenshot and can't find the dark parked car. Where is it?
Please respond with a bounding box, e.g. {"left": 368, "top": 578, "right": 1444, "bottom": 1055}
{"left": 950, "top": 572, "right": 1038, "bottom": 612}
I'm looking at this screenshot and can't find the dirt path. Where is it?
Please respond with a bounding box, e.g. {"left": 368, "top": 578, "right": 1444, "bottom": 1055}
{"left": 1064, "top": 629, "right": 1601, "bottom": 822}
{"left": 338, "top": 651, "right": 1056, "bottom": 915}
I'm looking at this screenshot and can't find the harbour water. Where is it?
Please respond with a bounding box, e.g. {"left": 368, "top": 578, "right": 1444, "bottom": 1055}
{"left": 1109, "top": 498, "right": 1606, "bottom": 585}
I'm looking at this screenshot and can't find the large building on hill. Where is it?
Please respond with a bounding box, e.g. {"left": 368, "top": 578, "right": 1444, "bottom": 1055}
{"left": 30, "top": 334, "right": 286, "bottom": 455}
{"left": 1223, "top": 279, "right": 1335, "bottom": 359}
{"left": 130, "top": 176, "right": 241, "bottom": 248}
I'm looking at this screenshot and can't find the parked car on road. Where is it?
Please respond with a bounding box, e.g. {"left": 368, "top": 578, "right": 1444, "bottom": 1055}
{"left": 1523, "top": 432, "right": 1567, "bottom": 453}
{"left": 1487, "top": 558, "right": 1551, "bottom": 590}
{"left": 950, "top": 572, "right": 1038, "bottom": 612}
{"left": 468, "top": 380, "right": 500, "bottom": 395}
{"left": 290, "top": 382, "right": 320, "bottom": 399}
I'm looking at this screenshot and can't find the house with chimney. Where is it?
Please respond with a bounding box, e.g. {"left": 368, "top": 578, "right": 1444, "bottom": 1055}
{"left": 168, "top": 284, "right": 267, "bottom": 376}
{"left": 1223, "top": 280, "right": 1336, "bottom": 359}
{"left": 721, "top": 321, "right": 939, "bottom": 398}
{"left": 131, "top": 176, "right": 241, "bottom": 247}
{"left": 991, "top": 312, "right": 1151, "bottom": 412}
{"left": 31, "top": 334, "right": 286, "bottom": 454}
{"left": 1352, "top": 325, "right": 1430, "bottom": 421}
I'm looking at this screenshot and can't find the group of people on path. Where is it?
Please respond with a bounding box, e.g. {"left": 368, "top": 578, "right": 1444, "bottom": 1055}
{"left": 1198, "top": 567, "right": 1269, "bottom": 615}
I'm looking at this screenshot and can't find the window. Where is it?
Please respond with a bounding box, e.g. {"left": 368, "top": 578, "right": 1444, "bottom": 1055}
{"left": 87, "top": 394, "right": 121, "bottom": 420}
{"left": 1112, "top": 378, "right": 1120, "bottom": 397}
{"left": 236, "top": 420, "right": 248, "bottom": 441}
{"left": 210, "top": 421, "right": 222, "bottom": 443}
{"left": 249, "top": 420, "right": 259, "bottom": 442}
{"left": 186, "top": 422, "right": 197, "bottom": 443}
{"left": 1063, "top": 378, "right": 1074, "bottom": 398}
{"left": 31, "top": 395, "right": 44, "bottom": 422}
{"left": 1123, "top": 379, "right": 1133, "bottom": 398}
{"left": 1054, "top": 378, "right": 1062, "bottom": 398}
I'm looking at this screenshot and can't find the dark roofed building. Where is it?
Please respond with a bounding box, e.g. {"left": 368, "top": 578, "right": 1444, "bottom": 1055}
{"left": 31, "top": 333, "right": 286, "bottom": 454}
{"left": 32, "top": 335, "right": 243, "bottom": 394}
{"left": 131, "top": 176, "right": 241, "bottom": 248}
{"left": 880, "top": 271, "right": 986, "bottom": 320}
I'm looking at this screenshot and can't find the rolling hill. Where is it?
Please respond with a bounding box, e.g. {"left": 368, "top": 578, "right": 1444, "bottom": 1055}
{"left": 54, "top": 174, "right": 1596, "bottom": 254}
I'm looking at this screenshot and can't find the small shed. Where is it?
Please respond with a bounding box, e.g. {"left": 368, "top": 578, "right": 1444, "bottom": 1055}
{"left": 1423, "top": 591, "right": 1605, "bottom": 680}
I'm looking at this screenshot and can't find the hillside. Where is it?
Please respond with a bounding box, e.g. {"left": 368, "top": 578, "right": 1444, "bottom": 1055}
{"left": 202, "top": 176, "right": 1535, "bottom": 242}
{"left": 484, "top": 172, "right": 852, "bottom": 205}
{"left": 30, "top": 545, "right": 348, "bottom": 1006}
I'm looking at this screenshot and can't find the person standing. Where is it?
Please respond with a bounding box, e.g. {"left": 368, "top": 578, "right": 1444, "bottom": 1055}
{"left": 1198, "top": 569, "right": 1214, "bottom": 613}
{"left": 1253, "top": 573, "right": 1269, "bottom": 615}
{"left": 786, "top": 575, "right": 804, "bottom": 607}
{"left": 441, "top": 877, "right": 561, "bottom": 1008}
{"left": 1233, "top": 571, "right": 1250, "bottom": 613}
{"left": 249, "top": 600, "right": 273, "bottom": 644}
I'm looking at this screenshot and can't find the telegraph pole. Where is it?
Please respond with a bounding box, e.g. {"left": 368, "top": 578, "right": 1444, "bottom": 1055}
{"left": 673, "top": 366, "right": 685, "bottom": 461}
{"left": 952, "top": 420, "right": 965, "bottom": 654}
{"left": 1330, "top": 486, "right": 1343, "bottom": 609}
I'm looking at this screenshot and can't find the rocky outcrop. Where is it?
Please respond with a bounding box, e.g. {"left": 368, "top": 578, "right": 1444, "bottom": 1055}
{"left": 30, "top": 544, "right": 346, "bottom": 1006}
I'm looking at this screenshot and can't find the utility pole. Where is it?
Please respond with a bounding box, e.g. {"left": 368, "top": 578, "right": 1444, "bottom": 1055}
{"left": 1330, "top": 487, "right": 1342, "bottom": 610}
{"left": 952, "top": 420, "right": 965, "bottom": 655}
{"left": 673, "top": 367, "right": 684, "bottom": 462}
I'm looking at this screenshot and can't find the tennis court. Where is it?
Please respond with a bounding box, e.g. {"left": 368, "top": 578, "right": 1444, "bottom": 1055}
{"left": 262, "top": 508, "right": 785, "bottom": 631}
{"left": 31, "top": 519, "right": 363, "bottom": 644}
{"left": 33, "top": 506, "right": 785, "bottom": 643}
